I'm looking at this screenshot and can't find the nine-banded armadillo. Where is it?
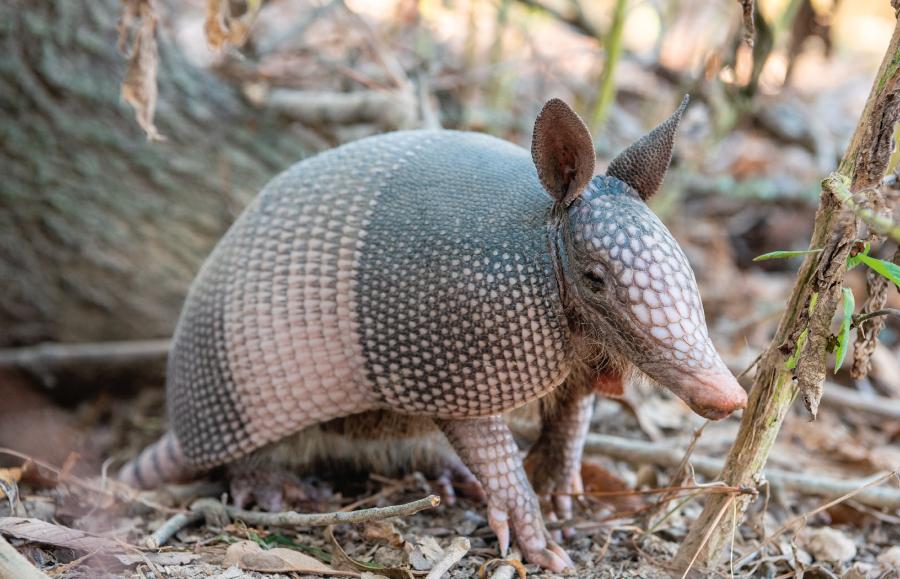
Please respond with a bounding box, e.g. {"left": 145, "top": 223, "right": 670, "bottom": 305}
{"left": 119, "top": 96, "right": 747, "bottom": 571}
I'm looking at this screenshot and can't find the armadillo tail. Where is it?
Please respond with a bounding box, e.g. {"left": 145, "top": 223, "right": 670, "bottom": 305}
{"left": 118, "top": 432, "right": 194, "bottom": 489}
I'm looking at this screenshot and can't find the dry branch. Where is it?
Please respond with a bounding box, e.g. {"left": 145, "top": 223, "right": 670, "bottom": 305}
{"left": 0, "top": 340, "right": 170, "bottom": 371}
{"left": 146, "top": 495, "right": 441, "bottom": 548}
{"left": 584, "top": 434, "right": 900, "bottom": 510}
{"left": 262, "top": 89, "right": 419, "bottom": 130}
{"left": 145, "top": 510, "right": 203, "bottom": 549}
{"left": 673, "top": 9, "right": 900, "bottom": 573}
{"left": 225, "top": 494, "right": 440, "bottom": 527}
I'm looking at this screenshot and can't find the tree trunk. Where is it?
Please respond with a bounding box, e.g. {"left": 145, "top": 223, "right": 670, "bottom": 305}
{"left": 0, "top": 0, "right": 315, "bottom": 346}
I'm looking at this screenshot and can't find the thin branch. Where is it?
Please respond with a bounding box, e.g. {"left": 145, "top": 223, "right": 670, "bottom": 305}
{"left": 584, "top": 434, "right": 900, "bottom": 509}
{"left": 852, "top": 307, "right": 900, "bottom": 327}
{"left": 225, "top": 495, "right": 440, "bottom": 528}
{"left": 0, "top": 339, "right": 170, "bottom": 371}
{"left": 146, "top": 511, "right": 203, "bottom": 549}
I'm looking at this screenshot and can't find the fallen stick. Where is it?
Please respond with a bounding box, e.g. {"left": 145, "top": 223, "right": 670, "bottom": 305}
{"left": 147, "top": 495, "right": 442, "bottom": 548}
{"left": 146, "top": 511, "right": 203, "bottom": 549}
{"left": 819, "top": 381, "right": 900, "bottom": 420}
{"left": 225, "top": 494, "right": 440, "bottom": 528}
{"left": 0, "top": 534, "right": 49, "bottom": 579}
{"left": 425, "top": 537, "right": 470, "bottom": 579}
{"left": 584, "top": 434, "right": 900, "bottom": 509}
{"left": 0, "top": 339, "right": 170, "bottom": 370}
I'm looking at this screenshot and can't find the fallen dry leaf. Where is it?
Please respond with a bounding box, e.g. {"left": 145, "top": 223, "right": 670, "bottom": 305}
{"left": 118, "top": 0, "right": 162, "bottom": 140}
{"left": 0, "top": 517, "right": 122, "bottom": 553}
{"left": 404, "top": 536, "right": 444, "bottom": 571}
{"left": 224, "top": 540, "right": 356, "bottom": 576}
{"left": 363, "top": 520, "right": 405, "bottom": 548}
{"left": 581, "top": 460, "right": 645, "bottom": 513}
{"left": 0, "top": 517, "right": 198, "bottom": 566}
{"left": 326, "top": 525, "right": 414, "bottom": 579}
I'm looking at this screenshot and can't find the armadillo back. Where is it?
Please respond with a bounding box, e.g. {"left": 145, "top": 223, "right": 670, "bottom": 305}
{"left": 167, "top": 130, "right": 572, "bottom": 469}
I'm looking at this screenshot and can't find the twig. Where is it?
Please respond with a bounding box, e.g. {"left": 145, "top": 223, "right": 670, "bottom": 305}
{"left": 737, "top": 0, "right": 756, "bottom": 47}
{"left": 584, "top": 434, "right": 900, "bottom": 509}
{"left": 146, "top": 511, "right": 203, "bottom": 549}
{"left": 0, "top": 534, "right": 49, "bottom": 579}
{"left": 852, "top": 307, "right": 900, "bottom": 327}
{"left": 818, "top": 381, "right": 900, "bottom": 420}
{"left": 425, "top": 537, "right": 470, "bottom": 579}
{"left": 0, "top": 339, "right": 169, "bottom": 370}
{"left": 225, "top": 494, "right": 440, "bottom": 527}
{"left": 735, "top": 469, "right": 900, "bottom": 568}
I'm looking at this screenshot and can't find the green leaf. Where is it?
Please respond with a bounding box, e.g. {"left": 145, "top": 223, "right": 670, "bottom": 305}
{"left": 858, "top": 254, "right": 900, "bottom": 289}
{"left": 834, "top": 287, "right": 855, "bottom": 371}
{"left": 753, "top": 249, "right": 822, "bottom": 262}
{"left": 846, "top": 242, "right": 871, "bottom": 270}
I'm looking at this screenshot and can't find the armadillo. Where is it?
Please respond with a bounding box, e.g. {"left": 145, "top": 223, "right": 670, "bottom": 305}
{"left": 119, "top": 96, "right": 747, "bottom": 571}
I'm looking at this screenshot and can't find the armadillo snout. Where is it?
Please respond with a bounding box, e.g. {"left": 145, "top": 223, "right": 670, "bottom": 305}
{"left": 668, "top": 367, "right": 748, "bottom": 420}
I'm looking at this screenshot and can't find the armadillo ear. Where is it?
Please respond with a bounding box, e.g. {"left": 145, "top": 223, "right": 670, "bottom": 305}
{"left": 531, "top": 98, "right": 595, "bottom": 206}
{"left": 606, "top": 95, "right": 689, "bottom": 201}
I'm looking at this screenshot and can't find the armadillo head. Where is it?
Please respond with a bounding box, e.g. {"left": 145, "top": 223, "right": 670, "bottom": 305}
{"left": 531, "top": 96, "right": 747, "bottom": 420}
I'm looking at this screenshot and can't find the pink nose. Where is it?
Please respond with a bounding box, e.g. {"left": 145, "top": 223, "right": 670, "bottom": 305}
{"left": 671, "top": 369, "right": 748, "bottom": 420}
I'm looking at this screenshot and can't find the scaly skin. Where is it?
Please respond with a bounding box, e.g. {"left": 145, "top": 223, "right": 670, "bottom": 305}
{"left": 438, "top": 416, "right": 574, "bottom": 571}
{"left": 525, "top": 390, "right": 594, "bottom": 540}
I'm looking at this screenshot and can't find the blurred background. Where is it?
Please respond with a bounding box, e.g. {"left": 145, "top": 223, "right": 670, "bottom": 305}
{"left": 0, "top": 0, "right": 898, "bottom": 576}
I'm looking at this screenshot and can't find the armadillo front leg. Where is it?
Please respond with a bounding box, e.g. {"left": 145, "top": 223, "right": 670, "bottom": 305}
{"left": 525, "top": 390, "right": 595, "bottom": 538}
{"left": 437, "top": 416, "right": 574, "bottom": 572}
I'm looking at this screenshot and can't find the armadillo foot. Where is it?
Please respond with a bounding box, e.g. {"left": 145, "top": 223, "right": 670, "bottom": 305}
{"left": 437, "top": 416, "right": 575, "bottom": 572}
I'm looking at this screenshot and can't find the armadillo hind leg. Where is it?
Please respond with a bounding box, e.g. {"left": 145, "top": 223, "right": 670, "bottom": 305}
{"left": 437, "top": 416, "right": 574, "bottom": 572}
{"left": 525, "top": 389, "right": 595, "bottom": 540}
{"left": 118, "top": 432, "right": 194, "bottom": 489}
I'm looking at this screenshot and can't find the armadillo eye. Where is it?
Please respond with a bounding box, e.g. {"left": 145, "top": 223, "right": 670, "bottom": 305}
{"left": 584, "top": 268, "right": 607, "bottom": 291}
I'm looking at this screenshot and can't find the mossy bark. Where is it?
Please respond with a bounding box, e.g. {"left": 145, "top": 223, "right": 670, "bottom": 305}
{"left": 0, "top": 0, "right": 313, "bottom": 346}
{"left": 674, "top": 9, "right": 900, "bottom": 574}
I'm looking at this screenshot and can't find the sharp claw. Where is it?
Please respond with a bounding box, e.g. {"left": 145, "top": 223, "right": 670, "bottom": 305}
{"left": 488, "top": 507, "right": 510, "bottom": 556}
{"left": 534, "top": 548, "right": 569, "bottom": 572}
{"left": 549, "top": 542, "right": 575, "bottom": 568}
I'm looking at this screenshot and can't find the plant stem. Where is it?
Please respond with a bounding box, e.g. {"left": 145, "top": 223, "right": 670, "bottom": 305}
{"left": 673, "top": 11, "right": 900, "bottom": 574}
{"left": 591, "top": 0, "right": 627, "bottom": 128}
